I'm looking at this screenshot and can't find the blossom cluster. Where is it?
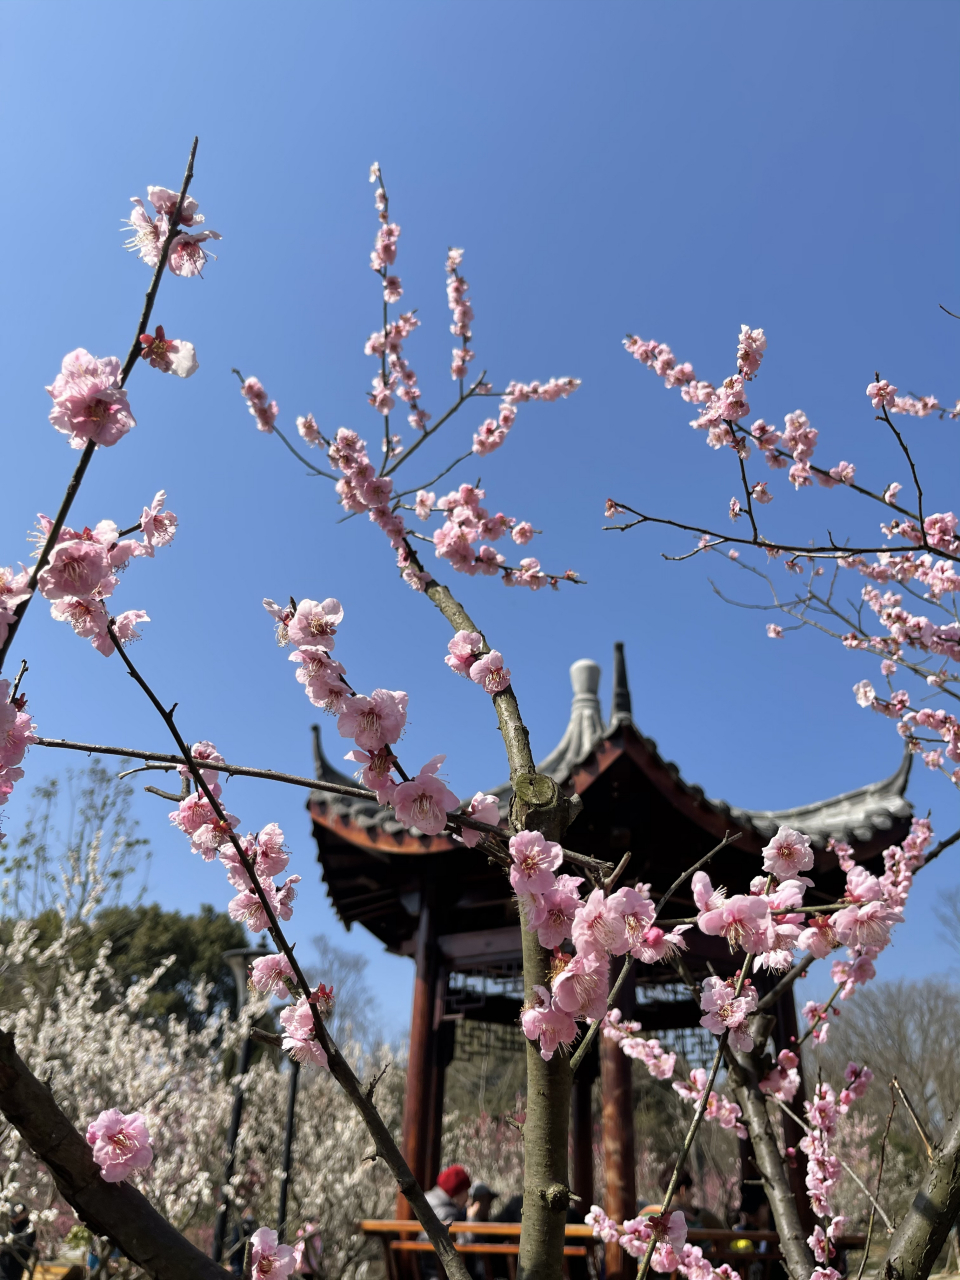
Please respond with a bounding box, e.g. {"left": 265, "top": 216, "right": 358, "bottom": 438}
{"left": 261, "top": 596, "right": 467, "bottom": 839}
{"left": 586, "top": 1205, "right": 740, "bottom": 1280}
{"left": 426, "top": 484, "right": 555, "bottom": 587}
{"left": 166, "top": 742, "right": 333, "bottom": 1069}
{"left": 445, "top": 630, "right": 511, "bottom": 692}
{"left": 517, "top": 834, "right": 690, "bottom": 1061}
{"left": 0, "top": 679, "right": 36, "bottom": 835}
{"left": 472, "top": 377, "right": 580, "bottom": 457}
{"left": 801, "top": 1064, "right": 873, "bottom": 1258}
{"left": 123, "top": 184, "right": 221, "bottom": 278}
{"left": 241, "top": 376, "right": 279, "bottom": 433}
{"left": 622, "top": 324, "right": 960, "bottom": 805}
{"left": 9, "top": 491, "right": 177, "bottom": 658}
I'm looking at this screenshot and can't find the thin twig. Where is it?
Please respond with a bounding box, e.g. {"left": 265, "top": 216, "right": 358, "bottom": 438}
{"left": 918, "top": 825, "right": 960, "bottom": 867}
{"left": 604, "top": 851, "right": 633, "bottom": 894}
{"left": 856, "top": 1088, "right": 897, "bottom": 1280}
{"left": 383, "top": 373, "right": 487, "bottom": 477}
{"left": 230, "top": 368, "right": 336, "bottom": 478}
{"left": 394, "top": 449, "right": 475, "bottom": 500}
{"left": 0, "top": 137, "right": 199, "bottom": 675}
{"left": 653, "top": 833, "right": 742, "bottom": 923}
{"left": 6, "top": 661, "right": 27, "bottom": 703}
{"left": 892, "top": 1076, "right": 934, "bottom": 1160}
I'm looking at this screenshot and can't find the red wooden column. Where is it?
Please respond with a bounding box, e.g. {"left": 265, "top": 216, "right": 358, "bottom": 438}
{"left": 397, "top": 898, "right": 438, "bottom": 1219}
{"left": 602, "top": 956, "right": 637, "bottom": 1275}
{"left": 571, "top": 1037, "right": 599, "bottom": 1220}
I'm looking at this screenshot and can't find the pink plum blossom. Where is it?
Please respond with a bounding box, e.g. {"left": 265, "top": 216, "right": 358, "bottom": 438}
{"left": 459, "top": 792, "right": 500, "bottom": 848}
{"left": 508, "top": 829, "right": 563, "bottom": 894}
{"left": 279, "top": 998, "right": 329, "bottom": 1069}
{"left": 250, "top": 952, "right": 296, "bottom": 996}
{"left": 445, "top": 630, "right": 482, "bottom": 678}
{"left": 344, "top": 746, "right": 398, "bottom": 805}
{"left": 285, "top": 599, "right": 345, "bottom": 650}
{"left": 766, "top": 624, "right": 784, "bottom": 639}
{"left": 242, "top": 377, "right": 278, "bottom": 433}
{"left": 797, "top": 915, "right": 841, "bottom": 959}
{"left": 521, "top": 984, "right": 578, "bottom": 1061}
{"left": 630, "top": 923, "right": 690, "bottom": 964}
{"left": 699, "top": 976, "right": 758, "bottom": 1051}
{"left": 46, "top": 349, "right": 136, "bottom": 450}
{"left": 607, "top": 885, "right": 656, "bottom": 956}
{"left": 762, "top": 824, "right": 814, "bottom": 883}
{"left": 696, "top": 889, "right": 770, "bottom": 953}
{"left": 337, "top": 689, "right": 408, "bottom": 751}
{"left": 524, "top": 873, "right": 583, "bottom": 947}
{"left": 250, "top": 1228, "right": 300, "bottom": 1280}
{"left": 167, "top": 228, "right": 221, "bottom": 277}
{"left": 297, "top": 413, "right": 322, "bottom": 446}
{"left": 138, "top": 326, "right": 198, "bottom": 377}
{"left": 586, "top": 1206, "right": 622, "bottom": 1245}
{"left": 139, "top": 491, "right": 178, "bottom": 555}
{"left": 145, "top": 185, "right": 204, "bottom": 226}
{"left": 737, "top": 325, "right": 767, "bottom": 380}
{"left": 470, "top": 650, "right": 511, "bottom": 693}
{"left": 572, "top": 887, "right": 628, "bottom": 956}
{"left": 86, "top": 1109, "right": 153, "bottom": 1182}
{"left": 867, "top": 380, "right": 897, "bottom": 409}
{"left": 512, "top": 522, "right": 535, "bottom": 546}
{"left": 392, "top": 757, "right": 460, "bottom": 836}
{"left": 552, "top": 950, "right": 609, "bottom": 1021}
{"left": 832, "top": 900, "right": 901, "bottom": 951}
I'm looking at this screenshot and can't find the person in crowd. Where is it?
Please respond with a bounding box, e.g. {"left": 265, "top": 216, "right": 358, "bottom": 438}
{"left": 733, "top": 1186, "right": 786, "bottom": 1280}
{"left": 421, "top": 1166, "right": 471, "bottom": 1279}
{"left": 0, "top": 1205, "right": 36, "bottom": 1280}
{"left": 425, "top": 1165, "right": 471, "bottom": 1226}
{"left": 640, "top": 1169, "right": 724, "bottom": 1230}
{"left": 463, "top": 1183, "right": 499, "bottom": 1280}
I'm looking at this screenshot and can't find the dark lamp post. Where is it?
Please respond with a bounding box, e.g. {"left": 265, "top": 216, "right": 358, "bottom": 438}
{"left": 212, "top": 938, "right": 272, "bottom": 1265}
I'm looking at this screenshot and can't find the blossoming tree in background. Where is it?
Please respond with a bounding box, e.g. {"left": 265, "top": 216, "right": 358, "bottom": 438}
{"left": 0, "top": 137, "right": 958, "bottom": 1280}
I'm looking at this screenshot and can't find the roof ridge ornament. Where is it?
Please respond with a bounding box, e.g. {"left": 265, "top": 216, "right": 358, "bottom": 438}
{"left": 536, "top": 658, "right": 605, "bottom": 781}
{"left": 607, "top": 641, "right": 633, "bottom": 730}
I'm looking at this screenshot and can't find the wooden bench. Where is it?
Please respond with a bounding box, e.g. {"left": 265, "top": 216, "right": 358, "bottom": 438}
{"left": 361, "top": 1219, "right": 867, "bottom": 1280}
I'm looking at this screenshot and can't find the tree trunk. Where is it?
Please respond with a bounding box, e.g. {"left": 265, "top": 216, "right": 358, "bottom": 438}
{"left": 883, "top": 1110, "right": 960, "bottom": 1280}
{"left": 518, "top": 907, "right": 573, "bottom": 1280}
{"left": 729, "top": 1027, "right": 814, "bottom": 1280}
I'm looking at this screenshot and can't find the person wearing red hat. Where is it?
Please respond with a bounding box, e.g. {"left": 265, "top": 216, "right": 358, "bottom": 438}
{"left": 426, "top": 1164, "right": 471, "bottom": 1224}
{"left": 420, "top": 1166, "right": 471, "bottom": 1279}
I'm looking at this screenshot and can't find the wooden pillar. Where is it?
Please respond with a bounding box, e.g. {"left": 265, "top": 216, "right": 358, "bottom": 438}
{"left": 397, "top": 898, "right": 437, "bottom": 1219}
{"left": 425, "top": 1007, "right": 455, "bottom": 1192}
{"left": 602, "top": 956, "right": 637, "bottom": 1275}
{"left": 572, "top": 1035, "right": 599, "bottom": 1221}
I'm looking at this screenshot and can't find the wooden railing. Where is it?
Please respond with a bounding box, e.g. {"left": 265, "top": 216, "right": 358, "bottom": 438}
{"left": 361, "top": 1220, "right": 867, "bottom": 1280}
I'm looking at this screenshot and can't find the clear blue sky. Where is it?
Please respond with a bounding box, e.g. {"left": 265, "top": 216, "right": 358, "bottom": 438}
{"left": 1, "top": 2, "right": 957, "bottom": 1038}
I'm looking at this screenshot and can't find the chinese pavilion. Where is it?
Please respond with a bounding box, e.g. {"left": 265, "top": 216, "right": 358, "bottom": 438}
{"left": 307, "top": 645, "right": 912, "bottom": 1231}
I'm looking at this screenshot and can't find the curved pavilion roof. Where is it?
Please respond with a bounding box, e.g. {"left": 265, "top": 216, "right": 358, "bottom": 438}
{"left": 307, "top": 645, "right": 912, "bottom": 959}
